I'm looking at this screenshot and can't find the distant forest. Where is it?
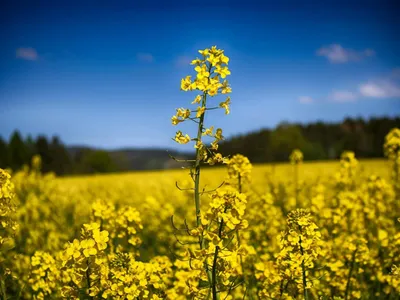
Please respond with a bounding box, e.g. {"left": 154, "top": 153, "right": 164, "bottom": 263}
{"left": 0, "top": 116, "right": 399, "bottom": 175}
{"left": 219, "top": 116, "right": 400, "bottom": 163}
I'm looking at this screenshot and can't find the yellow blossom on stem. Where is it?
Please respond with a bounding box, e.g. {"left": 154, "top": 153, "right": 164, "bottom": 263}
{"left": 174, "top": 131, "right": 191, "bottom": 144}
{"left": 181, "top": 76, "right": 192, "bottom": 91}
{"left": 196, "top": 106, "right": 206, "bottom": 118}
{"left": 192, "top": 95, "right": 202, "bottom": 104}
{"left": 219, "top": 97, "right": 231, "bottom": 115}
{"left": 203, "top": 126, "right": 214, "bottom": 137}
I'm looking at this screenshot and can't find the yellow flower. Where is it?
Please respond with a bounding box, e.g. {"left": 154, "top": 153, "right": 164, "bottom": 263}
{"left": 171, "top": 115, "right": 183, "bottom": 125}
{"left": 208, "top": 86, "right": 219, "bottom": 96}
{"left": 210, "top": 140, "right": 219, "bottom": 151}
{"left": 207, "top": 54, "right": 220, "bottom": 66}
{"left": 194, "top": 140, "right": 204, "bottom": 149}
{"left": 81, "top": 238, "right": 97, "bottom": 257}
{"left": 176, "top": 108, "right": 191, "bottom": 119}
{"left": 219, "top": 97, "right": 231, "bottom": 114}
{"left": 289, "top": 149, "right": 303, "bottom": 164}
{"left": 219, "top": 53, "right": 229, "bottom": 64}
{"left": 66, "top": 239, "right": 81, "bottom": 259}
{"left": 194, "top": 64, "right": 210, "bottom": 79}
{"left": 215, "top": 128, "right": 224, "bottom": 140}
{"left": 193, "top": 77, "right": 208, "bottom": 91}
{"left": 180, "top": 76, "right": 192, "bottom": 91}
{"left": 93, "top": 230, "right": 109, "bottom": 250}
{"left": 191, "top": 95, "right": 202, "bottom": 104}
{"left": 221, "top": 80, "right": 232, "bottom": 94}
{"left": 174, "top": 131, "right": 191, "bottom": 144}
{"left": 196, "top": 106, "right": 206, "bottom": 118}
{"left": 198, "top": 48, "right": 210, "bottom": 56}
{"left": 191, "top": 58, "right": 202, "bottom": 65}
{"left": 215, "top": 65, "right": 231, "bottom": 78}
{"left": 203, "top": 126, "right": 214, "bottom": 136}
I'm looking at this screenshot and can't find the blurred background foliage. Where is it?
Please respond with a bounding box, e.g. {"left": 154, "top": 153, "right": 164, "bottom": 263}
{"left": 0, "top": 116, "right": 399, "bottom": 175}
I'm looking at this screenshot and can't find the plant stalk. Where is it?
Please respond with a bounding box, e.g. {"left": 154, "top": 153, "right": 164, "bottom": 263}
{"left": 298, "top": 234, "right": 308, "bottom": 300}
{"left": 86, "top": 259, "right": 94, "bottom": 300}
{"left": 345, "top": 248, "right": 357, "bottom": 300}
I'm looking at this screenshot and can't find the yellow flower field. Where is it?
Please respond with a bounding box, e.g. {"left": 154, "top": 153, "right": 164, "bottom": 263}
{"left": 1, "top": 156, "right": 399, "bottom": 299}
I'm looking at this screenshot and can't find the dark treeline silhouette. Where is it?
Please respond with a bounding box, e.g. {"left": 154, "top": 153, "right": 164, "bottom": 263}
{"left": 219, "top": 116, "right": 400, "bottom": 163}
{"left": 0, "top": 132, "right": 117, "bottom": 175}
{"left": 0, "top": 116, "right": 399, "bottom": 175}
{"left": 0, "top": 132, "right": 73, "bottom": 175}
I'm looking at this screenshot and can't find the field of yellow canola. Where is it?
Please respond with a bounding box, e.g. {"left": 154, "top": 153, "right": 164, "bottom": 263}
{"left": 0, "top": 155, "right": 399, "bottom": 299}
{"left": 1, "top": 45, "right": 400, "bottom": 299}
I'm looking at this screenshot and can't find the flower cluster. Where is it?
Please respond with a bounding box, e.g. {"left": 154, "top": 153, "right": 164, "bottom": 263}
{"left": 289, "top": 149, "right": 304, "bottom": 165}
{"left": 277, "top": 209, "right": 323, "bottom": 295}
{"left": 91, "top": 199, "right": 143, "bottom": 254}
{"left": 0, "top": 169, "right": 18, "bottom": 249}
{"left": 28, "top": 251, "right": 60, "bottom": 299}
{"left": 172, "top": 45, "right": 231, "bottom": 165}
{"left": 335, "top": 151, "right": 359, "bottom": 191}
{"left": 384, "top": 128, "right": 400, "bottom": 194}
{"left": 173, "top": 186, "right": 249, "bottom": 298}
{"left": 203, "top": 186, "right": 248, "bottom": 231}
{"left": 60, "top": 222, "right": 109, "bottom": 298}
{"left": 323, "top": 235, "right": 370, "bottom": 298}
{"left": 226, "top": 154, "right": 252, "bottom": 189}
{"left": 102, "top": 253, "right": 172, "bottom": 299}
{"left": 384, "top": 128, "right": 400, "bottom": 160}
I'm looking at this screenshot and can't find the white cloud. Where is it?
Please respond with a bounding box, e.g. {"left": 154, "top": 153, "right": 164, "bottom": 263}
{"left": 136, "top": 53, "right": 154, "bottom": 63}
{"left": 175, "top": 56, "right": 191, "bottom": 67}
{"left": 298, "top": 96, "right": 314, "bottom": 104}
{"left": 330, "top": 90, "right": 358, "bottom": 102}
{"left": 359, "top": 80, "right": 400, "bottom": 98}
{"left": 316, "top": 44, "right": 375, "bottom": 64}
{"left": 16, "top": 47, "right": 38, "bottom": 61}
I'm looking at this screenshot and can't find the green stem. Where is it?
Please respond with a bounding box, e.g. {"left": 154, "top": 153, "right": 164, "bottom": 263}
{"left": 0, "top": 275, "right": 7, "bottom": 300}
{"left": 212, "top": 213, "right": 225, "bottom": 300}
{"left": 86, "top": 259, "right": 94, "bottom": 300}
{"left": 212, "top": 244, "right": 220, "bottom": 300}
{"left": 192, "top": 63, "right": 216, "bottom": 294}
{"left": 236, "top": 174, "right": 246, "bottom": 289}
{"left": 345, "top": 248, "right": 357, "bottom": 300}
{"left": 298, "top": 234, "right": 308, "bottom": 300}
{"left": 194, "top": 92, "right": 207, "bottom": 231}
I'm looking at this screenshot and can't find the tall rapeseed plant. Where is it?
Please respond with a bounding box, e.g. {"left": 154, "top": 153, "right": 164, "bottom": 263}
{"left": 170, "top": 46, "right": 233, "bottom": 299}
{"left": 384, "top": 128, "right": 400, "bottom": 197}
{"left": 290, "top": 149, "right": 303, "bottom": 207}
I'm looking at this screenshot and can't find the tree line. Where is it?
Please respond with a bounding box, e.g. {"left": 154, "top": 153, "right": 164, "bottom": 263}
{"left": 0, "top": 116, "right": 399, "bottom": 175}
{"left": 0, "top": 132, "right": 115, "bottom": 175}
{"left": 219, "top": 116, "right": 400, "bottom": 163}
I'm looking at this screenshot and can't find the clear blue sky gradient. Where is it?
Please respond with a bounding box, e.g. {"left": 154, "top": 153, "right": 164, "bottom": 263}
{"left": 1, "top": 0, "right": 399, "bottom": 149}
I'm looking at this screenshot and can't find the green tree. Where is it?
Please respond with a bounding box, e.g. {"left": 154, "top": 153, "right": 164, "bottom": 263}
{"left": 269, "top": 123, "right": 314, "bottom": 161}
{"left": 49, "top": 136, "right": 71, "bottom": 175}
{"left": 35, "top": 135, "right": 52, "bottom": 173}
{"left": 25, "top": 134, "right": 36, "bottom": 163}
{"left": 81, "top": 150, "right": 115, "bottom": 174}
{"left": 0, "top": 137, "right": 8, "bottom": 168}
{"left": 8, "top": 130, "right": 29, "bottom": 170}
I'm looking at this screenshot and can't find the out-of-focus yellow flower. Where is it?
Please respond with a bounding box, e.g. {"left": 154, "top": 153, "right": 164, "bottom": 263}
{"left": 289, "top": 149, "right": 303, "bottom": 165}
{"left": 219, "top": 96, "right": 231, "bottom": 114}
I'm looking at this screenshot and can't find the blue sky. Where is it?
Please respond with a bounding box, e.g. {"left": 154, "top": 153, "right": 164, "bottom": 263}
{"left": 0, "top": 0, "right": 399, "bottom": 149}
